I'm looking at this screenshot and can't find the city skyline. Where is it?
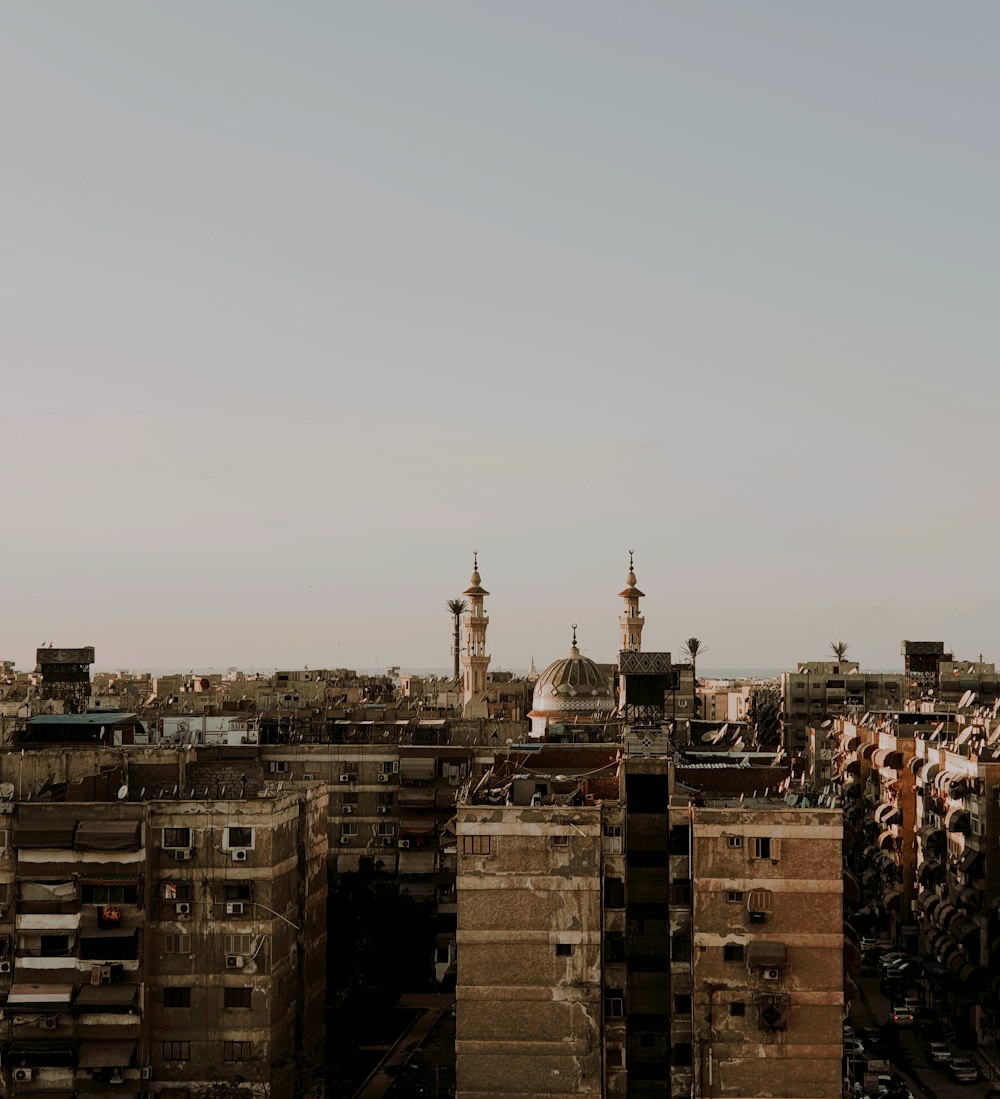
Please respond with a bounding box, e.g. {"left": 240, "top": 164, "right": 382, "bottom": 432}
{"left": 3, "top": 3, "right": 998, "bottom": 671}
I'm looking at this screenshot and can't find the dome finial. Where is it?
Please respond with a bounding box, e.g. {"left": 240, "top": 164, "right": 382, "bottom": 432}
{"left": 570, "top": 623, "right": 579, "bottom": 655}
{"left": 626, "top": 549, "right": 637, "bottom": 587}
{"left": 470, "top": 550, "right": 481, "bottom": 586}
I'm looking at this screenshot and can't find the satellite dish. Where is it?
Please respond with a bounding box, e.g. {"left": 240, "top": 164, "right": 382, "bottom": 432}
{"left": 799, "top": 797, "right": 811, "bottom": 808}
{"left": 701, "top": 731, "right": 717, "bottom": 743}
{"left": 718, "top": 723, "right": 729, "bottom": 739}
{"left": 821, "top": 719, "right": 833, "bottom": 729}
{"left": 958, "top": 690, "right": 974, "bottom": 709}
{"left": 116, "top": 784, "right": 128, "bottom": 800}
{"left": 784, "top": 793, "right": 799, "bottom": 807}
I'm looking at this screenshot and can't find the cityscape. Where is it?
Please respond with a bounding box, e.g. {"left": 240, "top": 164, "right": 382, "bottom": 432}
{"left": 5, "top": 4, "right": 998, "bottom": 1098}
{"left": 1, "top": 555, "right": 998, "bottom": 1097}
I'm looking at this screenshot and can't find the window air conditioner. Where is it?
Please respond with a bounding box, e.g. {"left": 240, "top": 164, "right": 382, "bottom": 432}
{"left": 748, "top": 911, "right": 767, "bottom": 924}
{"left": 226, "top": 903, "right": 246, "bottom": 916}
{"left": 339, "top": 836, "right": 352, "bottom": 845}
{"left": 339, "top": 774, "right": 353, "bottom": 783}
{"left": 763, "top": 968, "right": 781, "bottom": 981}
{"left": 176, "top": 902, "right": 191, "bottom": 916}
{"left": 343, "top": 805, "right": 355, "bottom": 815}
{"left": 225, "top": 955, "right": 245, "bottom": 969}
{"left": 13, "top": 1068, "right": 32, "bottom": 1082}
{"left": 110, "top": 1071, "right": 124, "bottom": 1084}
{"left": 172, "top": 848, "right": 192, "bottom": 860}
{"left": 0, "top": 961, "right": 11, "bottom": 973}
{"left": 41, "top": 1016, "right": 57, "bottom": 1029}
{"left": 381, "top": 837, "right": 394, "bottom": 846}
{"left": 376, "top": 806, "right": 389, "bottom": 815}
{"left": 398, "top": 839, "right": 410, "bottom": 848}
{"left": 141, "top": 1067, "right": 153, "bottom": 1080}
{"left": 377, "top": 773, "right": 389, "bottom": 783}
{"left": 232, "top": 849, "right": 248, "bottom": 862}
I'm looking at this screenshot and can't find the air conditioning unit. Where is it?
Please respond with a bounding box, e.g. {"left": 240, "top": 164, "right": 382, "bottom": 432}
{"left": 377, "top": 806, "right": 389, "bottom": 815}
{"left": 225, "top": 955, "right": 245, "bottom": 969}
{"left": 763, "top": 968, "right": 781, "bottom": 981}
{"left": 40, "top": 1016, "right": 57, "bottom": 1030}
{"left": 343, "top": 805, "right": 355, "bottom": 815}
{"left": 232, "top": 849, "right": 248, "bottom": 862}
{"left": 381, "top": 837, "right": 394, "bottom": 846}
{"left": 176, "top": 902, "right": 191, "bottom": 916}
{"left": 0, "top": 960, "right": 11, "bottom": 973}
{"left": 339, "top": 836, "right": 352, "bottom": 845}
{"left": 377, "top": 773, "right": 389, "bottom": 783}
{"left": 141, "top": 1067, "right": 152, "bottom": 1080}
{"left": 398, "top": 839, "right": 410, "bottom": 848}
{"left": 110, "top": 1072, "right": 124, "bottom": 1084}
{"left": 171, "top": 848, "right": 192, "bottom": 861}
{"left": 14, "top": 1068, "right": 32, "bottom": 1081}
{"left": 339, "top": 774, "right": 354, "bottom": 783}
{"left": 226, "top": 903, "right": 246, "bottom": 916}
{"left": 748, "top": 911, "right": 767, "bottom": 924}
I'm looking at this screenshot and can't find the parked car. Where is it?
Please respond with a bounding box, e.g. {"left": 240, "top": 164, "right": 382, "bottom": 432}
{"left": 889, "top": 1006, "right": 915, "bottom": 1026}
{"left": 927, "top": 1041, "right": 951, "bottom": 1065}
{"left": 948, "top": 1057, "right": 978, "bottom": 1083}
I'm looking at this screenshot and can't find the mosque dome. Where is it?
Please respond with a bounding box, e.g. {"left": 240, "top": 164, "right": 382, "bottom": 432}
{"left": 530, "top": 628, "right": 616, "bottom": 718}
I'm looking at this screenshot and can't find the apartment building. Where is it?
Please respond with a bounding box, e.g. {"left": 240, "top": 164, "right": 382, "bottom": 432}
{"left": 455, "top": 745, "right": 844, "bottom": 1099}
{"left": 0, "top": 756, "right": 327, "bottom": 1098}
{"left": 781, "top": 662, "right": 903, "bottom": 750}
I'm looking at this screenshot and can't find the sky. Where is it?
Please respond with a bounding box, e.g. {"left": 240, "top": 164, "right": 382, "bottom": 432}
{"left": 2, "top": 3, "right": 998, "bottom": 673}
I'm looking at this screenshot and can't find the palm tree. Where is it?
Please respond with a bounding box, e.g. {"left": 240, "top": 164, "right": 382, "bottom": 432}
{"left": 830, "top": 641, "right": 849, "bottom": 667}
{"left": 447, "top": 599, "right": 467, "bottom": 680}
{"left": 683, "top": 638, "right": 705, "bottom": 682}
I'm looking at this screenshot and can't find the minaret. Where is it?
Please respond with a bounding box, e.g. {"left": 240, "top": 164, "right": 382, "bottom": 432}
{"left": 462, "top": 552, "right": 490, "bottom": 718}
{"left": 618, "top": 549, "right": 645, "bottom": 653}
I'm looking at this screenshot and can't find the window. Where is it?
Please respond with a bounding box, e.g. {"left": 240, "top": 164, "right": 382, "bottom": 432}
{"left": 161, "top": 881, "right": 193, "bottom": 901}
{"left": 552, "top": 835, "right": 570, "bottom": 847}
{"left": 605, "top": 992, "right": 624, "bottom": 1017}
{"left": 748, "top": 889, "right": 772, "bottom": 912}
{"left": 225, "top": 934, "right": 254, "bottom": 956}
{"left": 723, "top": 943, "right": 745, "bottom": 962}
{"left": 377, "top": 822, "right": 394, "bottom": 837}
{"left": 726, "top": 835, "right": 743, "bottom": 848}
{"left": 726, "top": 890, "right": 745, "bottom": 903}
{"left": 605, "top": 933, "right": 626, "bottom": 963}
{"left": 752, "top": 837, "right": 775, "bottom": 860}
{"left": 341, "top": 823, "right": 358, "bottom": 837}
{"left": 668, "top": 824, "right": 690, "bottom": 855}
{"left": 342, "top": 792, "right": 359, "bottom": 805}
{"left": 674, "top": 994, "right": 692, "bottom": 1015}
{"left": 462, "top": 835, "right": 492, "bottom": 856}
{"left": 224, "top": 882, "right": 253, "bottom": 902}
{"left": 163, "top": 934, "right": 191, "bottom": 953}
{"left": 604, "top": 877, "right": 625, "bottom": 909}
{"left": 672, "top": 1042, "right": 693, "bottom": 1066}
{"left": 82, "top": 883, "right": 139, "bottom": 905}
{"left": 225, "top": 827, "right": 254, "bottom": 849}
{"left": 671, "top": 879, "right": 691, "bottom": 904}
{"left": 555, "top": 943, "right": 573, "bottom": 956}
{"left": 606, "top": 1047, "right": 623, "bottom": 1068}
{"left": 377, "top": 791, "right": 394, "bottom": 807}
{"left": 0, "top": 829, "right": 8, "bottom": 850}
{"left": 162, "top": 1042, "right": 190, "bottom": 1061}
{"left": 670, "top": 934, "right": 691, "bottom": 962}
{"left": 224, "top": 1041, "right": 253, "bottom": 1062}
{"left": 163, "top": 827, "right": 191, "bottom": 848}
{"left": 603, "top": 824, "right": 623, "bottom": 854}
{"left": 224, "top": 987, "right": 252, "bottom": 1009}
{"left": 163, "top": 987, "right": 191, "bottom": 1008}
{"left": 729, "top": 1001, "right": 746, "bottom": 1017}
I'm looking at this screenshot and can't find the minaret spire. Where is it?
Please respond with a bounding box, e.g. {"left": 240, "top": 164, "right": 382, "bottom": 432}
{"left": 462, "top": 551, "right": 490, "bottom": 718}
{"left": 619, "top": 549, "right": 645, "bottom": 653}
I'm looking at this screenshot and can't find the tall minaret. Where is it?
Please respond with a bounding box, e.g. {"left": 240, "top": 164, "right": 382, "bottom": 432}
{"left": 618, "top": 549, "right": 645, "bottom": 653}
{"left": 462, "top": 551, "right": 490, "bottom": 718}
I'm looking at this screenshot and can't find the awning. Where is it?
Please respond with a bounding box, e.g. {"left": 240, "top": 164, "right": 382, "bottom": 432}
{"left": 398, "top": 850, "right": 436, "bottom": 874}
{"left": 917, "top": 860, "right": 943, "bottom": 885}
{"left": 919, "top": 761, "right": 941, "bottom": 785}
{"left": 862, "top": 844, "right": 878, "bottom": 859}
{"left": 398, "top": 822, "right": 436, "bottom": 836}
{"left": 946, "top": 950, "right": 967, "bottom": 975}
{"left": 935, "top": 903, "right": 957, "bottom": 928}
{"left": 75, "top": 984, "right": 137, "bottom": 1007}
{"left": 860, "top": 743, "right": 880, "bottom": 761}
{"left": 16, "top": 914, "right": 80, "bottom": 931}
{"left": 883, "top": 885, "right": 904, "bottom": 910}
{"left": 918, "top": 823, "right": 944, "bottom": 844}
{"left": 872, "top": 749, "right": 903, "bottom": 769}
{"left": 907, "top": 756, "right": 925, "bottom": 775}
{"left": 917, "top": 891, "right": 942, "bottom": 915}
{"left": 945, "top": 807, "right": 971, "bottom": 834}
{"left": 959, "top": 849, "right": 985, "bottom": 876}
{"left": 875, "top": 803, "right": 901, "bottom": 826}
{"left": 75, "top": 820, "right": 141, "bottom": 852}
{"left": 6, "top": 983, "right": 73, "bottom": 1007}
{"left": 876, "top": 851, "right": 897, "bottom": 870}
{"left": 77, "top": 1041, "right": 136, "bottom": 1068}
{"left": 12, "top": 814, "right": 77, "bottom": 848}
{"left": 396, "top": 787, "right": 436, "bottom": 807}
{"left": 746, "top": 941, "right": 788, "bottom": 969}
{"left": 80, "top": 927, "right": 137, "bottom": 940}
{"left": 957, "top": 885, "right": 982, "bottom": 908}
{"left": 952, "top": 918, "right": 979, "bottom": 944}
{"left": 19, "top": 881, "right": 76, "bottom": 902}
{"left": 398, "top": 758, "right": 435, "bottom": 781}
{"left": 877, "top": 829, "right": 896, "bottom": 850}
{"left": 840, "top": 732, "right": 861, "bottom": 751}
{"left": 958, "top": 963, "right": 987, "bottom": 993}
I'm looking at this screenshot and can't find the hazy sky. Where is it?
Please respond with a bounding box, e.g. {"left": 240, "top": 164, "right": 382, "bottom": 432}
{"left": 2, "top": 3, "right": 998, "bottom": 673}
